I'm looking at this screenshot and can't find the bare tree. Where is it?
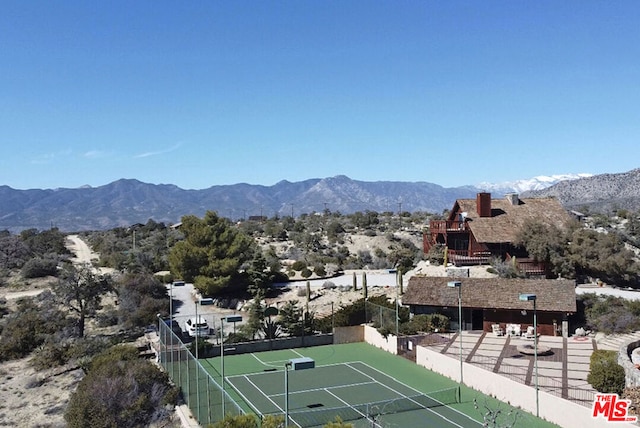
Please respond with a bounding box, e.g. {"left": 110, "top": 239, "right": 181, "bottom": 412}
{"left": 53, "top": 263, "right": 114, "bottom": 337}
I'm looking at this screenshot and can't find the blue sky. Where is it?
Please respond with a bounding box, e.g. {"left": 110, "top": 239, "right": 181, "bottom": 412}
{"left": 1, "top": 1, "right": 639, "bottom": 190}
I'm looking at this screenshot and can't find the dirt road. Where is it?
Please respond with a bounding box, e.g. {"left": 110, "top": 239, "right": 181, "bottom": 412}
{"left": 66, "top": 234, "right": 115, "bottom": 275}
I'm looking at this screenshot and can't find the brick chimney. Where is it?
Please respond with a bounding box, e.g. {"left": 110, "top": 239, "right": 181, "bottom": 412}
{"left": 477, "top": 192, "right": 492, "bottom": 217}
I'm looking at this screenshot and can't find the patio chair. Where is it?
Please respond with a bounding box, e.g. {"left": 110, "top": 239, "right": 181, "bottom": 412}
{"left": 524, "top": 326, "right": 537, "bottom": 339}
{"left": 507, "top": 324, "right": 521, "bottom": 337}
{"left": 492, "top": 324, "right": 505, "bottom": 336}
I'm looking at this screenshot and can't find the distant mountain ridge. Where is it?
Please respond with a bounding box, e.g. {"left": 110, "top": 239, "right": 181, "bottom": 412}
{"left": 522, "top": 168, "right": 640, "bottom": 213}
{"left": 477, "top": 173, "right": 593, "bottom": 194}
{"left": 0, "top": 170, "right": 636, "bottom": 232}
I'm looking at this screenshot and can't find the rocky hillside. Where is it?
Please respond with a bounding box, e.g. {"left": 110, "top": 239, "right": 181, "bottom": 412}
{"left": 1, "top": 170, "right": 637, "bottom": 232}
{"left": 522, "top": 168, "right": 640, "bottom": 213}
{"left": 0, "top": 177, "right": 479, "bottom": 232}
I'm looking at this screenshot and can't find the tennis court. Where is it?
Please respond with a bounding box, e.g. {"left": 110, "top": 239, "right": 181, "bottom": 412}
{"left": 203, "top": 344, "right": 485, "bottom": 427}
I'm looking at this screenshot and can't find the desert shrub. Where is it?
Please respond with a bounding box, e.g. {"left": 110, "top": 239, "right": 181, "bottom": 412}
{"left": 0, "top": 234, "right": 30, "bottom": 269}
{"left": 587, "top": 350, "right": 625, "bottom": 394}
{"left": 590, "top": 349, "right": 617, "bottom": 365}
{"left": 188, "top": 339, "right": 214, "bottom": 357}
{"left": 300, "top": 268, "right": 312, "bottom": 278}
{"left": 31, "top": 342, "right": 70, "bottom": 370}
{"left": 0, "top": 297, "right": 8, "bottom": 318}
{"left": 21, "top": 257, "right": 58, "bottom": 278}
{"left": 313, "top": 265, "right": 326, "bottom": 277}
{"left": 291, "top": 260, "right": 307, "bottom": 271}
{"left": 211, "top": 414, "right": 260, "bottom": 427}
{"left": 212, "top": 414, "right": 285, "bottom": 428}
{"left": 322, "top": 281, "right": 336, "bottom": 289}
{"left": 0, "top": 297, "right": 70, "bottom": 361}
{"left": 65, "top": 345, "right": 178, "bottom": 428}
{"left": 117, "top": 273, "right": 169, "bottom": 329}
{"left": 95, "top": 306, "right": 119, "bottom": 327}
{"left": 225, "top": 332, "right": 251, "bottom": 343}
{"left": 296, "top": 287, "right": 307, "bottom": 297}
{"left": 323, "top": 416, "right": 354, "bottom": 427}
{"left": 583, "top": 294, "right": 640, "bottom": 334}
{"left": 425, "top": 244, "right": 445, "bottom": 266}
{"left": 489, "top": 257, "right": 523, "bottom": 279}
{"left": 399, "top": 314, "right": 450, "bottom": 335}
{"left": 31, "top": 333, "right": 113, "bottom": 370}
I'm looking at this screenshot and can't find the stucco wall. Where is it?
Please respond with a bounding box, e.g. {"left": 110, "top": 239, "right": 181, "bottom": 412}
{"left": 363, "top": 325, "right": 397, "bottom": 354}
{"left": 415, "top": 344, "right": 636, "bottom": 428}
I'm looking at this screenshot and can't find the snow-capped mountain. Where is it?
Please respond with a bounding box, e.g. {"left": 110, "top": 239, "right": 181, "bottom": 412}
{"left": 5, "top": 170, "right": 640, "bottom": 233}
{"left": 477, "top": 173, "right": 593, "bottom": 194}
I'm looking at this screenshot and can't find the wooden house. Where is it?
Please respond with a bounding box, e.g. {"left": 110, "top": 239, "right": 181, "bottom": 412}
{"left": 403, "top": 276, "right": 577, "bottom": 336}
{"left": 423, "top": 192, "right": 572, "bottom": 276}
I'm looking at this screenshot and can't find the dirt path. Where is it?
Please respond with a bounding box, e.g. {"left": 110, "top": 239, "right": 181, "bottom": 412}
{"left": 65, "top": 234, "right": 115, "bottom": 275}
{"left": 66, "top": 234, "right": 98, "bottom": 265}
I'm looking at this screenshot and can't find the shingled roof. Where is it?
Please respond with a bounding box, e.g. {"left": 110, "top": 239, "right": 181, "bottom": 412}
{"left": 403, "top": 276, "right": 577, "bottom": 313}
{"left": 456, "top": 196, "right": 572, "bottom": 244}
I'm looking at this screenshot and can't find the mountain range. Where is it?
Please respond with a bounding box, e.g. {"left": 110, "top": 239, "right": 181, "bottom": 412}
{"left": 0, "top": 170, "right": 638, "bottom": 233}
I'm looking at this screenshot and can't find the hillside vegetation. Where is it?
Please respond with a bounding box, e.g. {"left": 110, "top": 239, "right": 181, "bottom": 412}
{"left": 1, "top": 207, "right": 640, "bottom": 427}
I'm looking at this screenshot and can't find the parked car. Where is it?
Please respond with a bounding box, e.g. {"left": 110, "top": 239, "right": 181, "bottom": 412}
{"left": 172, "top": 280, "right": 185, "bottom": 287}
{"left": 185, "top": 316, "right": 210, "bottom": 337}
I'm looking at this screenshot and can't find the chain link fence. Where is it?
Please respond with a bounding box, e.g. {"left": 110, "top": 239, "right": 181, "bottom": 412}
{"left": 365, "top": 301, "right": 399, "bottom": 335}
{"left": 157, "top": 319, "right": 244, "bottom": 426}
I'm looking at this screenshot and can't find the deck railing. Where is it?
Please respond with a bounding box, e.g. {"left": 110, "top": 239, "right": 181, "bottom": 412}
{"left": 429, "top": 220, "right": 469, "bottom": 233}
{"left": 448, "top": 249, "right": 492, "bottom": 266}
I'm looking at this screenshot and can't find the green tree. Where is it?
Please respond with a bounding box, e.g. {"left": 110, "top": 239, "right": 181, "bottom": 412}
{"left": 241, "top": 293, "right": 265, "bottom": 340}
{"left": 568, "top": 227, "right": 639, "bottom": 286}
{"left": 515, "top": 219, "right": 573, "bottom": 278}
{"left": 53, "top": 264, "right": 114, "bottom": 338}
{"left": 279, "top": 301, "right": 304, "bottom": 336}
{"left": 169, "top": 211, "right": 257, "bottom": 296}
{"left": 278, "top": 301, "right": 314, "bottom": 337}
{"left": 246, "top": 252, "right": 272, "bottom": 296}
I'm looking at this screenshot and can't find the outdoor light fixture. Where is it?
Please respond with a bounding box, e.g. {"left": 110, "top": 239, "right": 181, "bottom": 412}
{"left": 284, "top": 357, "right": 315, "bottom": 428}
{"left": 447, "top": 281, "right": 463, "bottom": 385}
{"left": 519, "top": 293, "right": 538, "bottom": 417}
{"left": 220, "top": 315, "right": 242, "bottom": 416}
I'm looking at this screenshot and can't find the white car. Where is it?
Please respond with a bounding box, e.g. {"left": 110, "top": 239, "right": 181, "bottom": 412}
{"left": 185, "top": 316, "right": 209, "bottom": 337}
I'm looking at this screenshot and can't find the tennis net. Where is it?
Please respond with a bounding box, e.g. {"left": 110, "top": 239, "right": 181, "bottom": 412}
{"left": 286, "top": 386, "right": 460, "bottom": 427}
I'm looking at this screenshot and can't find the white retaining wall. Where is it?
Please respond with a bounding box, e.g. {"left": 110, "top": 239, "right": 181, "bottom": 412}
{"left": 363, "top": 325, "right": 397, "bottom": 354}
{"left": 415, "top": 344, "right": 637, "bottom": 428}
{"left": 339, "top": 325, "right": 637, "bottom": 427}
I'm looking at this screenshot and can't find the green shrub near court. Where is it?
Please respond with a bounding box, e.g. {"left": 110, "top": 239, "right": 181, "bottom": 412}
{"left": 587, "top": 349, "right": 625, "bottom": 394}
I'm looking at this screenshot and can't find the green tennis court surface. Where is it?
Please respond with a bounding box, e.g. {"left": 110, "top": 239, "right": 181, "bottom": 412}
{"left": 203, "top": 343, "right": 559, "bottom": 428}
{"left": 229, "top": 360, "right": 465, "bottom": 427}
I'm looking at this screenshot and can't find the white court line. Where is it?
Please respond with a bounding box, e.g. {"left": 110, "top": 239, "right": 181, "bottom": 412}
{"left": 250, "top": 352, "right": 289, "bottom": 368}
{"left": 349, "top": 362, "right": 482, "bottom": 427}
{"left": 324, "top": 388, "right": 382, "bottom": 428}
{"left": 349, "top": 366, "right": 464, "bottom": 428}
